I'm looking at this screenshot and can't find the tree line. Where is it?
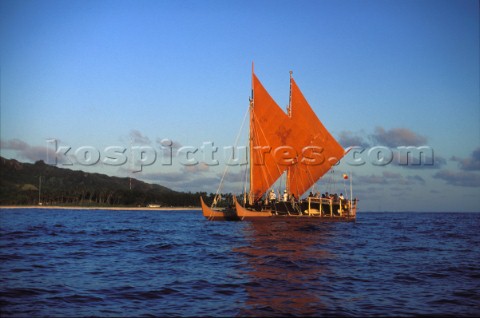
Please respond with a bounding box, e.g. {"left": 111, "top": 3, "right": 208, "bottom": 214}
{"left": 0, "top": 157, "right": 231, "bottom": 207}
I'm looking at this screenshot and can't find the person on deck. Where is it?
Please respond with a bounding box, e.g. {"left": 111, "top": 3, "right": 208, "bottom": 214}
{"left": 268, "top": 189, "right": 276, "bottom": 203}
{"left": 283, "top": 190, "right": 288, "bottom": 202}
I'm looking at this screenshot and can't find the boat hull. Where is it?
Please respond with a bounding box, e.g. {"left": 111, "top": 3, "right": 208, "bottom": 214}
{"left": 202, "top": 196, "right": 357, "bottom": 222}
{"left": 200, "top": 197, "right": 239, "bottom": 221}
{"left": 234, "top": 197, "right": 272, "bottom": 219}
{"left": 234, "top": 197, "right": 357, "bottom": 221}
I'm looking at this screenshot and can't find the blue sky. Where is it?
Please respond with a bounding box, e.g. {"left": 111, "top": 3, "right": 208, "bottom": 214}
{"left": 1, "top": 0, "right": 479, "bottom": 211}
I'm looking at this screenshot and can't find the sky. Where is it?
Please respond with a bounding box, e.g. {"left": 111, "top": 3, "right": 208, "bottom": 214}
{"left": 1, "top": 0, "right": 479, "bottom": 212}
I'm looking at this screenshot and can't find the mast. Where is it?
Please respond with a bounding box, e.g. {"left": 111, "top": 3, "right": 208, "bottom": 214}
{"left": 288, "top": 71, "right": 293, "bottom": 117}
{"left": 350, "top": 171, "right": 353, "bottom": 202}
{"left": 248, "top": 62, "right": 254, "bottom": 205}
{"left": 286, "top": 71, "right": 293, "bottom": 195}
{"left": 38, "top": 176, "right": 42, "bottom": 205}
{"left": 129, "top": 137, "right": 133, "bottom": 190}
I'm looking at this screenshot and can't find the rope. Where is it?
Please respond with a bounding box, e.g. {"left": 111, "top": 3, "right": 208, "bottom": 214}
{"left": 212, "top": 106, "right": 249, "bottom": 208}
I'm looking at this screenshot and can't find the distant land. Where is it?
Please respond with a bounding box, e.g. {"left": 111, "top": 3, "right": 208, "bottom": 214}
{"left": 0, "top": 156, "right": 223, "bottom": 208}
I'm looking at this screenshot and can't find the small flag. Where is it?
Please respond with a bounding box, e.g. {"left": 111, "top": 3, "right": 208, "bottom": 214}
{"left": 343, "top": 174, "right": 348, "bottom": 180}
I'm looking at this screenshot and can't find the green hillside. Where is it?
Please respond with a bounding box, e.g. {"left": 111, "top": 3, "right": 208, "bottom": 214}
{"left": 0, "top": 157, "right": 212, "bottom": 207}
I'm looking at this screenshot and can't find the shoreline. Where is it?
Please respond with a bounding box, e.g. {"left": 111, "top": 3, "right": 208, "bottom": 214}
{"left": 0, "top": 205, "right": 201, "bottom": 211}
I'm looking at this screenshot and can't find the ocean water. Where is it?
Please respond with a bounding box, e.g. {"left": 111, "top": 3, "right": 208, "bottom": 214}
{"left": 0, "top": 209, "right": 479, "bottom": 317}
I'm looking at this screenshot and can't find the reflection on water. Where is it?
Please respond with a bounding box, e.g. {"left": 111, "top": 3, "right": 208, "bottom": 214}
{"left": 235, "top": 220, "right": 338, "bottom": 316}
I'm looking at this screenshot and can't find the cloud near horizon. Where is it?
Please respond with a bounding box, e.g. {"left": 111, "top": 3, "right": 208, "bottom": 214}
{"left": 0, "top": 138, "right": 56, "bottom": 163}
{"left": 356, "top": 171, "right": 426, "bottom": 186}
{"left": 338, "top": 130, "right": 370, "bottom": 148}
{"left": 337, "top": 127, "right": 448, "bottom": 169}
{"left": 129, "top": 130, "right": 151, "bottom": 145}
{"left": 337, "top": 126, "right": 428, "bottom": 148}
{"left": 392, "top": 150, "right": 446, "bottom": 169}
{"left": 433, "top": 170, "right": 480, "bottom": 187}
{"left": 451, "top": 147, "right": 480, "bottom": 171}
{"left": 371, "top": 127, "right": 428, "bottom": 147}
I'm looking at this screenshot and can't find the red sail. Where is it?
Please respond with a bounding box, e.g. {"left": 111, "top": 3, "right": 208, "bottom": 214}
{"left": 250, "top": 73, "right": 345, "bottom": 201}
{"left": 287, "top": 77, "right": 345, "bottom": 198}
{"left": 249, "top": 74, "right": 291, "bottom": 201}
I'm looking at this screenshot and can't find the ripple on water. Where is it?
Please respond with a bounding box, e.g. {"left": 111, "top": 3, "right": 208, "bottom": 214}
{"left": 0, "top": 210, "right": 479, "bottom": 317}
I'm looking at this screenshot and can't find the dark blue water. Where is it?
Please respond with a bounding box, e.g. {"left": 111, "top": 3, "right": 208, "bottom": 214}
{"left": 1, "top": 209, "right": 479, "bottom": 317}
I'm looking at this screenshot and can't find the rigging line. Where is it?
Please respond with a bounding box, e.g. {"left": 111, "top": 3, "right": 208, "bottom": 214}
{"left": 300, "top": 168, "right": 312, "bottom": 198}
{"left": 213, "top": 105, "right": 250, "bottom": 207}
{"left": 296, "top": 166, "right": 310, "bottom": 199}
{"left": 294, "top": 167, "right": 302, "bottom": 197}
{"left": 350, "top": 170, "right": 353, "bottom": 202}
{"left": 289, "top": 165, "right": 299, "bottom": 197}
{"left": 286, "top": 165, "right": 295, "bottom": 195}
{"left": 329, "top": 169, "right": 336, "bottom": 194}
{"left": 299, "top": 164, "right": 318, "bottom": 196}
{"left": 243, "top": 162, "right": 248, "bottom": 204}
{"left": 333, "top": 169, "right": 338, "bottom": 194}
{"left": 305, "top": 165, "right": 318, "bottom": 196}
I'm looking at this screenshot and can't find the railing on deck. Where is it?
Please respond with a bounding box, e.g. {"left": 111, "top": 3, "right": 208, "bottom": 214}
{"left": 306, "top": 197, "right": 357, "bottom": 218}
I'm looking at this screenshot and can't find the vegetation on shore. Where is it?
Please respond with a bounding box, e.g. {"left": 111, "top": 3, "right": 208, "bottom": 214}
{"left": 0, "top": 157, "right": 228, "bottom": 208}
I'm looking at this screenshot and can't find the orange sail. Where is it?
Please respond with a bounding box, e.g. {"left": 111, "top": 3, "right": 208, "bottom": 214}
{"left": 250, "top": 73, "right": 345, "bottom": 201}
{"left": 287, "top": 77, "right": 345, "bottom": 198}
{"left": 249, "top": 73, "right": 291, "bottom": 202}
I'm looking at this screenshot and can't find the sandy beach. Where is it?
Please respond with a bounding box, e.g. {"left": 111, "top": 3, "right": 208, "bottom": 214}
{"left": 0, "top": 205, "right": 201, "bottom": 211}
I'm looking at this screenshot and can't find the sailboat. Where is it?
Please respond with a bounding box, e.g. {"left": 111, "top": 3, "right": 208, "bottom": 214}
{"left": 201, "top": 67, "right": 357, "bottom": 221}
